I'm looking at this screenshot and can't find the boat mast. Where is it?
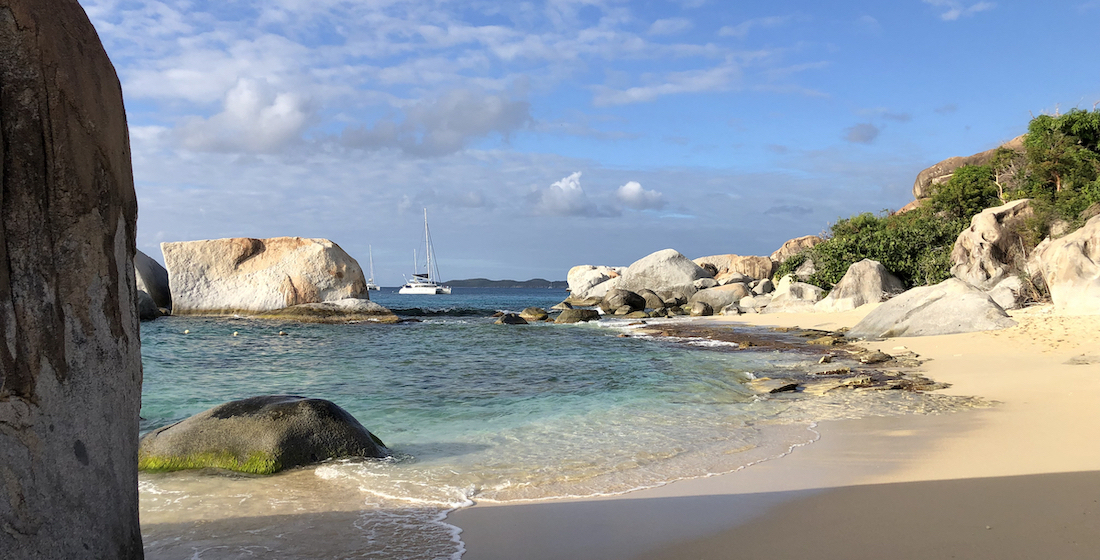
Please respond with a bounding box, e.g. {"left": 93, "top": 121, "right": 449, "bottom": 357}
{"left": 424, "top": 208, "right": 431, "bottom": 282}
{"left": 369, "top": 245, "right": 375, "bottom": 282}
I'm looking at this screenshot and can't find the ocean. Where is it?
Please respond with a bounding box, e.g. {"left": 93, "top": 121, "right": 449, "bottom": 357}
{"left": 138, "top": 288, "right": 981, "bottom": 559}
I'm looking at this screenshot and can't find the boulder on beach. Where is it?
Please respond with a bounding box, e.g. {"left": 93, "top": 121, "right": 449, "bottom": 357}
{"left": 1028, "top": 214, "right": 1100, "bottom": 315}
{"left": 848, "top": 278, "right": 1015, "bottom": 338}
{"left": 689, "top": 301, "right": 713, "bottom": 316}
{"left": 618, "top": 249, "right": 710, "bottom": 296}
{"left": 255, "top": 298, "right": 400, "bottom": 323}
{"left": 135, "top": 249, "right": 172, "bottom": 311}
{"left": 600, "top": 288, "right": 646, "bottom": 314}
{"left": 950, "top": 199, "right": 1033, "bottom": 290}
{"left": 555, "top": 308, "right": 601, "bottom": 323}
{"left": 689, "top": 283, "right": 751, "bottom": 311}
{"left": 566, "top": 265, "right": 622, "bottom": 300}
{"left": 695, "top": 254, "right": 775, "bottom": 282}
{"left": 0, "top": 1, "right": 144, "bottom": 554}
{"left": 814, "top": 259, "right": 905, "bottom": 313}
{"left": 763, "top": 275, "right": 824, "bottom": 313}
{"left": 138, "top": 396, "right": 390, "bottom": 475}
{"left": 163, "top": 237, "right": 369, "bottom": 315}
{"left": 636, "top": 289, "right": 666, "bottom": 310}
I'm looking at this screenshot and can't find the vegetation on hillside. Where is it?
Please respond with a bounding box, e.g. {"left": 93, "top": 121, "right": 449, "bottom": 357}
{"left": 777, "top": 108, "right": 1100, "bottom": 290}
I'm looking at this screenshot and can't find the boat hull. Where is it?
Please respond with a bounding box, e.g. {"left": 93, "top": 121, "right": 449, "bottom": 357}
{"left": 398, "top": 283, "right": 451, "bottom": 295}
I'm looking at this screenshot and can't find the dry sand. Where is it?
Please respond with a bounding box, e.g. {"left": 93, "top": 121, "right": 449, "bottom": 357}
{"left": 451, "top": 305, "right": 1100, "bottom": 559}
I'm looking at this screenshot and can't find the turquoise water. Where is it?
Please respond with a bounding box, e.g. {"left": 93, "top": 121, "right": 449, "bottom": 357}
{"left": 138, "top": 288, "right": 980, "bottom": 559}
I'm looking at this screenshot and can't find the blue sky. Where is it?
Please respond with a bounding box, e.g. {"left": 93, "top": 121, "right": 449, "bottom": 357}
{"left": 81, "top": 0, "right": 1100, "bottom": 284}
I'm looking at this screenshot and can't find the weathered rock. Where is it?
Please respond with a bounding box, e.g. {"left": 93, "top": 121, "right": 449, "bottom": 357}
{"left": 769, "top": 235, "right": 823, "bottom": 265}
{"left": 986, "top": 275, "right": 1024, "bottom": 311}
{"left": 848, "top": 278, "right": 1016, "bottom": 338}
{"left": 613, "top": 305, "right": 634, "bottom": 315}
{"left": 551, "top": 301, "right": 574, "bottom": 311}
{"left": 658, "top": 290, "right": 689, "bottom": 307}
{"left": 793, "top": 258, "right": 817, "bottom": 282}
{"left": 255, "top": 298, "right": 400, "bottom": 323}
{"left": 137, "top": 290, "right": 162, "bottom": 321}
{"left": 912, "top": 135, "right": 1026, "bottom": 200}
{"left": 601, "top": 288, "right": 646, "bottom": 314}
{"left": 688, "top": 301, "right": 713, "bottom": 316}
{"left": 495, "top": 313, "right": 529, "bottom": 325}
{"left": 562, "top": 295, "right": 602, "bottom": 307}
{"left": 716, "top": 271, "right": 753, "bottom": 285}
{"left": 1028, "top": 214, "right": 1100, "bottom": 315}
{"left": 694, "top": 277, "right": 719, "bottom": 290}
{"left": 719, "top": 303, "right": 742, "bottom": 316}
{"left": 0, "top": 1, "right": 143, "bottom": 555}
{"left": 138, "top": 396, "right": 390, "bottom": 475}
{"left": 619, "top": 249, "right": 710, "bottom": 296}
{"left": 695, "top": 254, "right": 775, "bottom": 282}
{"left": 624, "top": 311, "right": 650, "bottom": 319}
{"left": 763, "top": 275, "right": 824, "bottom": 313}
{"left": 689, "top": 283, "right": 751, "bottom": 311}
{"left": 636, "top": 288, "right": 665, "bottom": 310}
{"left": 135, "top": 249, "right": 172, "bottom": 310}
{"left": 950, "top": 199, "right": 1033, "bottom": 290}
{"left": 568, "top": 275, "right": 621, "bottom": 302}
{"left": 814, "top": 259, "right": 905, "bottom": 313}
{"left": 739, "top": 294, "right": 772, "bottom": 312}
{"left": 555, "top": 308, "right": 601, "bottom": 323}
{"left": 566, "top": 265, "right": 621, "bottom": 300}
{"left": 163, "top": 237, "right": 369, "bottom": 315}
{"left": 700, "top": 262, "right": 719, "bottom": 277}
{"left": 752, "top": 279, "right": 774, "bottom": 295}
{"left": 519, "top": 307, "right": 549, "bottom": 321}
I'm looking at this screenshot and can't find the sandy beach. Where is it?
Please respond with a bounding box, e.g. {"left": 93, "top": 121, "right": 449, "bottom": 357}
{"left": 452, "top": 305, "right": 1100, "bottom": 559}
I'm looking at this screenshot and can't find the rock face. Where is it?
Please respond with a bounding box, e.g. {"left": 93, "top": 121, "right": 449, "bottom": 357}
{"left": 0, "top": 1, "right": 144, "bottom": 556}
{"left": 848, "top": 278, "right": 1015, "bottom": 338}
{"left": 695, "top": 254, "right": 775, "bottom": 281}
{"left": 814, "top": 259, "right": 905, "bottom": 313}
{"left": 138, "top": 396, "right": 390, "bottom": 475}
{"left": 912, "top": 135, "right": 1025, "bottom": 200}
{"left": 135, "top": 249, "right": 172, "bottom": 310}
{"left": 1028, "top": 214, "right": 1100, "bottom": 315}
{"left": 769, "top": 235, "right": 823, "bottom": 265}
{"left": 163, "top": 237, "right": 369, "bottom": 315}
{"left": 255, "top": 298, "right": 399, "bottom": 323}
{"left": 950, "top": 199, "right": 1033, "bottom": 290}
{"left": 618, "top": 249, "right": 710, "bottom": 296}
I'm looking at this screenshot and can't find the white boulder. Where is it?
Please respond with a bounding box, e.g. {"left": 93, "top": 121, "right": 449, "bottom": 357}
{"left": 814, "top": 259, "right": 905, "bottom": 313}
{"left": 1028, "top": 214, "right": 1100, "bottom": 315}
{"left": 848, "top": 278, "right": 1015, "bottom": 338}
{"left": 950, "top": 199, "right": 1032, "bottom": 289}
{"left": 618, "top": 249, "right": 710, "bottom": 296}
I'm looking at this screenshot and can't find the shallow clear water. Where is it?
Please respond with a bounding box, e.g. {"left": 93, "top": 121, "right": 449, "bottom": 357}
{"left": 138, "top": 288, "right": 981, "bottom": 559}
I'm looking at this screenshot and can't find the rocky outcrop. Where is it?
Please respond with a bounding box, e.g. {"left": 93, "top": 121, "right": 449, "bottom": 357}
{"left": 1028, "top": 214, "right": 1100, "bottom": 315}
{"left": 814, "top": 259, "right": 905, "bottom": 313}
{"left": 0, "top": 1, "right": 143, "bottom": 556}
{"left": 950, "top": 199, "right": 1032, "bottom": 290}
{"left": 769, "top": 235, "right": 823, "bottom": 265}
{"left": 163, "top": 237, "right": 369, "bottom": 315}
{"left": 695, "top": 254, "right": 775, "bottom": 281}
{"left": 763, "top": 275, "right": 824, "bottom": 313}
{"left": 848, "top": 278, "right": 1015, "bottom": 338}
{"left": 567, "top": 265, "right": 621, "bottom": 300}
{"left": 255, "top": 298, "right": 399, "bottom": 323}
{"left": 138, "top": 396, "right": 390, "bottom": 474}
{"left": 135, "top": 249, "right": 172, "bottom": 311}
{"left": 912, "top": 135, "right": 1025, "bottom": 200}
{"left": 618, "top": 249, "right": 710, "bottom": 296}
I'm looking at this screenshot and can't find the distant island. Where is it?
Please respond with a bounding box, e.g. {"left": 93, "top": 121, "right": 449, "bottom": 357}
{"left": 446, "top": 278, "right": 568, "bottom": 289}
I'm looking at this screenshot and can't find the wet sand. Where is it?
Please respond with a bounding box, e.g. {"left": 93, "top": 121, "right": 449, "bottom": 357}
{"left": 452, "top": 305, "right": 1100, "bottom": 559}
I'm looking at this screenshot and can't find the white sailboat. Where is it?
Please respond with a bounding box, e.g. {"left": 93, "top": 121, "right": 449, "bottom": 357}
{"left": 399, "top": 209, "right": 452, "bottom": 295}
{"left": 365, "top": 245, "right": 380, "bottom": 291}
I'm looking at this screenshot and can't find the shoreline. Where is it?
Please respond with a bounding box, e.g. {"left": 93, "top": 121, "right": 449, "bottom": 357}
{"left": 451, "top": 304, "right": 1100, "bottom": 560}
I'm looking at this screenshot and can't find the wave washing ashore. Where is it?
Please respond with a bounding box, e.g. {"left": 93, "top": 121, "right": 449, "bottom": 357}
{"left": 138, "top": 288, "right": 985, "bottom": 559}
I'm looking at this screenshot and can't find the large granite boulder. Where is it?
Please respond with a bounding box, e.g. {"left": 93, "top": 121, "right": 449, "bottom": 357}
{"left": 555, "top": 308, "right": 601, "bottom": 323}
{"left": 769, "top": 235, "right": 823, "bottom": 265}
{"left": 1028, "top": 214, "right": 1100, "bottom": 315}
{"left": 913, "top": 135, "right": 1025, "bottom": 200}
{"left": 848, "top": 278, "right": 1015, "bottom": 338}
{"left": 0, "top": 1, "right": 144, "bottom": 556}
{"left": 695, "top": 254, "right": 775, "bottom": 281}
{"left": 255, "top": 298, "right": 400, "bottom": 323}
{"left": 566, "top": 265, "right": 621, "bottom": 300}
{"left": 689, "top": 283, "right": 751, "bottom": 311}
{"left": 618, "top": 249, "right": 710, "bottom": 296}
{"left": 138, "top": 396, "right": 390, "bottom": 475}
{"left": 600, "top": 288, "right": 646, "bottom": 314}
{"left": 814, "top": 259, "right": 905, "bottom": 313}
{"left": 636, "top": 288, "right": 665, "bottom": 310}
{"left": 137, "top": 290, "right": 163, "bottom": 321}
{"left": 163, "top": 237, "right": 369, "bottom": 315}
{"left": 763, "top": 275, "right": 824, "bottom": 313}
{"left": 950, "top": 199, "right": 1032, "bottom": 290}
{"left": 135, "top": 249, "right": 172, "bottom": 311}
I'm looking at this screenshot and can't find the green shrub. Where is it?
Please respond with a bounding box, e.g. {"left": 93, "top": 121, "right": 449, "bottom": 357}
{"left": 928, "top": 164, "right": 999, "bottom": 220}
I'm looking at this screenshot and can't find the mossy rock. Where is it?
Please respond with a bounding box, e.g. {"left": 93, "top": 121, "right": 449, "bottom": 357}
{"left": 138, "top": 395, "right": 390, "bottom": 475}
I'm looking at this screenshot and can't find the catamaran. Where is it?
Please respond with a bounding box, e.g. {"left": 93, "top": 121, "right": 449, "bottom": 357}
{"left": 366, "top": 245, "right": 380, "bottom": 291}
{"left": 399, "top": 209, "right": 452, "bottom": 295}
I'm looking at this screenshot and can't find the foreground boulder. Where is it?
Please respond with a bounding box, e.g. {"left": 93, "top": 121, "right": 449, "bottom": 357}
{"left": 164, "top": 237, "right": 369, "bottom": 315}
{"left": 1028, "top": 214, "right": 1100, "bottom": 315}
{"left": 618, "top": 249, "right": 710, "bottom": 296}
{"left": 848, "top": 278, "right": 1015, "bottom": 338}
{"left": 255, "top": 298, "right": 399, "bottom": 323}
{"left": 138, "top": 396, "right": 390, "bottom": 474}
{"left": 0, "top": 1, "right": 143, "bottom": 555}
{"left": 135, "top": 249, "right": 172, "bottom": 311}
{"left": 950, "top": 199, "right": 1032, "bottom": 289}
{"left": 815, "top": 259, "right": 905, "bottom": 313}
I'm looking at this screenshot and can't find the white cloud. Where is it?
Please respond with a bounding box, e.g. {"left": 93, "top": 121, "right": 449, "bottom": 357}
{"left": 923, "top": 0, "right": 996, "bottom": 21}
{"left": 533, "top": 171, "right": 592, "bottom": 216}
{"left": 616, "top": 181, "right": 665, "bottom": 210}
{"left": 718, "top": 16, "right": 793, "bottom": 39}
{"left": 649, "top": 18, "right": 693, "bottom": 35}
{"left": 175, "top": 78, "right": 314, "bottom": 153}
{"left": 592, "top": 62, "right": 741, "bottom": 106}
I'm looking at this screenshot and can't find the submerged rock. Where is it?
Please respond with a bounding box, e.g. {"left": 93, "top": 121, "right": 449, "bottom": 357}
{"left": 496, "top": 313, "right": 528, "bottom": 325}
{"left": 255, "top": 298, "right": 399, "bottom": 323}
{"left": 138, "top": 396, "right": 390, "bottom": 475}
{"left": 555, "top": 308, "right": 601, "bottom": 323}
{"left": 519, "top": 307, "right": 549, "bottom": 321}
